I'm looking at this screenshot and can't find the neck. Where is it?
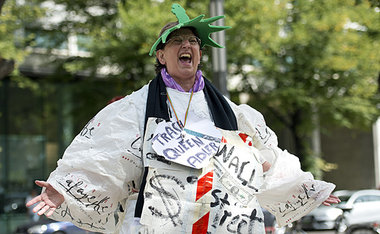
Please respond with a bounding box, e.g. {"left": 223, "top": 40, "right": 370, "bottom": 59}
{"left": 161, "top": 68, "right": 204, "bottom": 92}
{"left": 172, "top": 76, "right": 195, "bottom": 92}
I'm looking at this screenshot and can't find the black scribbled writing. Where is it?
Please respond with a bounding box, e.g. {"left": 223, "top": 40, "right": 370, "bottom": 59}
{"left": 215, "top": 145, "right": 235, "bottom": 163}
{"left": 210, "top": 189, "right": 263, "bottom": 233}
{"left": 127, "top": 136, "right": 142, "bottom": 158}
{"left": 131, "top": 136, "right": 141, "bottom": 150}
{"left": 220, "top": 210, "right": 232, "bottom": 226}
{"left": 147, "top": 172, "right": 185, "bottom": 227}
{"left": 236, "top": 161, "right": 258, "bottom": 192}
{"left": 211, "top": 189, "right": 232, "bottom": 229}
{"left": 211, "top": 189, "right": 230, "bottom": 208}
{"left": 146, "top": 152, "right": 172, "bottom": 165}
{"left": 80, "top": 119, "right": 95, "bottom": 139}
{"left": 146, "top": 133, "right": 154, "bottom": 142}
{"left": 215, "top": 144, "right": 259, "bottom": 192}
{"left": 226, "top": 209, "right": 263, "bottom": 234}
{"left": 58, "top": 179, "right": 110, "bottom": 215}
{"left": 59, "top": 204, "right": 74, "bottom": 220}
{"left": 302, "top": 183, "right": 316, "bottom": 198}
{"left": 278, "top": 183, "right": 316, "bottom": 217}
{"left": 55, "top": 204, "right": 107, "bottom": 231}
{"left": 255, "top": 126, "right": 271, "bottom": 144}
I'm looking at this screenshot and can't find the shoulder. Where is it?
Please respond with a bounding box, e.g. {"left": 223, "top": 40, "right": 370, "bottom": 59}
{"left": 75, "top": 83, "right": 150, "bottom": 141}
{"left": 224, "top": 98, "right": 278, "bottom": 148}
{"left": 225, "top": 98, "right": 265, "bottom": 123}
{"left": 116, "top": 84, "right": 149, "bottom": 108}
{"left": 100, "top": 84, "right": 149, "bottom": 117}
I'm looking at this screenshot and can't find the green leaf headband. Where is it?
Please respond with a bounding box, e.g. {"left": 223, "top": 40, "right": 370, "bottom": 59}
{"left": 149, "top": 3, "right": 231, "bottom": 56}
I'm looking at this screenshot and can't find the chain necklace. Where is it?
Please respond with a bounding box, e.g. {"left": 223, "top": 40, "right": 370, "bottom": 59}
{"left": 166, "top": 89, "right": 194, "bottom": 138}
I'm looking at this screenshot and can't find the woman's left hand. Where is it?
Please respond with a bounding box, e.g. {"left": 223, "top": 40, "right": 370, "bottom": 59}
{"left": 322, "top": 194, "right": 341, "bottom": 206}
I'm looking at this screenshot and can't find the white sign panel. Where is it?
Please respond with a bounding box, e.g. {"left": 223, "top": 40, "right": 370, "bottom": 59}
{"left": 152, "top": 119, "right": 222, "bottom": 169}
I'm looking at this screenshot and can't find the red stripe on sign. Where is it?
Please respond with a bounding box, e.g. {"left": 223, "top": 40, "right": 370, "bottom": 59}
{"left": 195, "top": 171, "right": 213, "bottom": 201}
{"left": 239, "top": 133, "right": 253, "bottom": 146}
{"left": 192, "top": 212, "right": 210, "bottom": 234}
{"left": 221, "top": 136, "right": 227, "bottom": 143}
{"left": 239, "top": 132, "right": 248, "bottom": 142}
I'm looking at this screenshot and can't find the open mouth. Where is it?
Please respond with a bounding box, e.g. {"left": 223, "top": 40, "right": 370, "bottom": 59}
{"left": 179, "top": 53, "right": 192, "bottom": 64}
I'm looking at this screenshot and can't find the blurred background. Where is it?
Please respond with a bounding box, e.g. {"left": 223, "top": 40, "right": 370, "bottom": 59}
{"left": 1, "top": 0, "right": 379, "bottom": 233}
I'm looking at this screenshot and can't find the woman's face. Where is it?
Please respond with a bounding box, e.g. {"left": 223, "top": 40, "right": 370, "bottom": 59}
{"left": 156, "top": 28, "right": 202, "bottom": 82}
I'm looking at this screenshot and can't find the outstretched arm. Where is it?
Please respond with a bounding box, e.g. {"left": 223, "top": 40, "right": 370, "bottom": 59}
{"left": 26, "top": 180, "right": 64, "bottom": 217}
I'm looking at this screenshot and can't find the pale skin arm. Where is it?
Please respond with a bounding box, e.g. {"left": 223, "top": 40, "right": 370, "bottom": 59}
{"left": 261, "top": 161, "right": 341, "bottom": 206}
{"left": 26, "top": 180, "right": 64, "bottom": 217}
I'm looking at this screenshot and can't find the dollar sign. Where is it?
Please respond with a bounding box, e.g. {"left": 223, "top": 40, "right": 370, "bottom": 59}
{"left": 148, "top": 172, "right": 185, "bottom": 227}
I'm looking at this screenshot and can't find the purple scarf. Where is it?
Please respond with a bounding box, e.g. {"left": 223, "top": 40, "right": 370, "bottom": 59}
{"left": 160, "top": 68, "right": 205, "bottom": 92}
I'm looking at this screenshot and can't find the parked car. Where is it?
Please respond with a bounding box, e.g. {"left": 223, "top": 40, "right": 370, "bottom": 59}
{"left": 344, "top": 220, "right": 380, "bottom": 234}
{"left": 15, "top": 217, "right": 100, "bottom": 234}
{"left": 300, "top": 204, "right": 343, "bottom": 230}
{"left": 300, "top": 190, "right": 353, "bottom": 231}
{"left": 335, "top": 189, "right": 380, "bottom": 233}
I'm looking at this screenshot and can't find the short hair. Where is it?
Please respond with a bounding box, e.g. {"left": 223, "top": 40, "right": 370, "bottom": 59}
{"left": 154, "top": 22, "right": 202, "bottom": 74}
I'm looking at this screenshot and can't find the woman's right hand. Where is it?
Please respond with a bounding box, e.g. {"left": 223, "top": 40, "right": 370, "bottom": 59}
{"left": 26, "top": 180, "right": 65, "bottom": 217}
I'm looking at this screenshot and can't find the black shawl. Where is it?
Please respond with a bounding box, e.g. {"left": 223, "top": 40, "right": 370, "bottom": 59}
{"left": 144, "top": 73, "right": 238, "bottom": 131}
{"left": 136, "top": 73, "right": 238, "bottom": 218}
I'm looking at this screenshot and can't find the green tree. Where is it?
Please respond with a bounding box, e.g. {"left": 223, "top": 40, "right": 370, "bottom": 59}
{"left": 5, "top": 0, "right": 379, "bottom": 176}
{"left": 0, "top": 0, "right": 44, "bottom": 79}
{"left": 225, "top": 0, "right": 380, "bottom": 174}
{"left": 62, "top": 0, "right": 210, "bottom": 91}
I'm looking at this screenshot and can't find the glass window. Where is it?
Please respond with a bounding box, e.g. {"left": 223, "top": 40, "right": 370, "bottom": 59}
{"left": 76, "top": 34, "right": 92, "bottom": 52}
{"left": 25, "top": 29, "right": 68, "bottom": 50}
{"left": 353, "top": 195, "right": 378, "bottom": 203}
{"left": 367, "top": 195, "right": 380, "bottom": 202}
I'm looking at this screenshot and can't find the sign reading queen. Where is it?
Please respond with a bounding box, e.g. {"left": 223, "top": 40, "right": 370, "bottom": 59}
{"left": 152, "top": 119, "right": 222, "bottom": 169}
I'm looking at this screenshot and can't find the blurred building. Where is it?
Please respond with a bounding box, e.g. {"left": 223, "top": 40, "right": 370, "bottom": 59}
{"left": 274, "top": 119, "right": 379, "bottom": 190}
{"left": 321, "top": 120, "right": 380, "bottom": 190}
{"left": 0, "top": 25, "right": 131, "bottom": 232}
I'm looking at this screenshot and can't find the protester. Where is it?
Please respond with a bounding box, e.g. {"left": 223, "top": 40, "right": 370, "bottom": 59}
{"left": 27, "top": 4, "right": 340, "bottom": 234}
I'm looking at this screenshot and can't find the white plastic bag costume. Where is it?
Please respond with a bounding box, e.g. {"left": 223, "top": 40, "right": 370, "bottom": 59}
{"left": 46, "top": 84, "right": 335, "bottom": 233}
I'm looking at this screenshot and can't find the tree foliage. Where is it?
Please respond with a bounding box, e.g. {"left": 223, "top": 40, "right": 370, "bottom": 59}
{"left": 0, "top": 0, "right": 45, "bottom": 79}
{"left": 2, "top": 0, "right": 379, "bottom": 174}
{"left": 58, "top": 0, "right": 209, "bottom": 91}
{"left": 225, "top": 0, "right": 380, "bottom": 173}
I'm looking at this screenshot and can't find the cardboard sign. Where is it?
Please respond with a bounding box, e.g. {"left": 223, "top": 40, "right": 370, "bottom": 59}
{"left": 213, "top": 131, "right": 264, "bottom": 205}
{"left": 152, "top": 119, "right": 222, "bottom": 169}
{"left": 257, "top": 172, "right": 335, "bottom": 227}
{"left": 140, "top": 164, "right": 266, "bottom": 234}
{"left": 141, "top": 126, "right": 267, "bottom": 234}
